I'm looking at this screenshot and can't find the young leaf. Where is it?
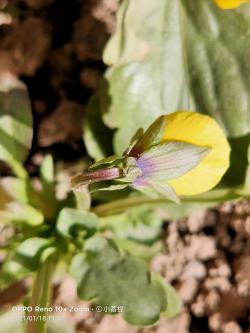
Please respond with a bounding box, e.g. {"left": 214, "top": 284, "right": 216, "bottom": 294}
{"left": 0, "top": 237, "right": 54, "bottom": 288}
{"left": 0, "top": 177, "right": 29, "bottom": 204}
{"left": 70, "top": 236, "right": 169, "bottom": 325}
{"left": 56, "top": 208, "right": 98, "bottom": 240}
{"left": 39, "top": 155, "right": 58, "bottom": 215}
{"left": 0, "top": 202, "right": 44, "bottom": 226}
{"left": 73, "top": 186, "right": 91, "bottom": 211}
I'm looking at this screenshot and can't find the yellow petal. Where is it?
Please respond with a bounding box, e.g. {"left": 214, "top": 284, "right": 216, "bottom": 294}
{"left": 162, "top": 111, "right": 230, "bottom": 196}
{"left": 214, "top": 0, "right": 249, "bottom": 9}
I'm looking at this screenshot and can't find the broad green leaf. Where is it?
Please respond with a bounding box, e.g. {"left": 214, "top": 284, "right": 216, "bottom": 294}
{"left": 0, "top": 77, "right": 33, "bottom": 178}
{"left": 70, "top": 236, "right": 169, "bottom": 325}
{"left": 83, "top": 96, "right": 113, "bottom": 160}
{"left": 0, "top": 237, "right": 54, "bottom": 288}
{"left": 56, "top": 208, "right": 98, "bottom": 240}
{"left": 99, "top": 0, "right": 250, "bottom": 188}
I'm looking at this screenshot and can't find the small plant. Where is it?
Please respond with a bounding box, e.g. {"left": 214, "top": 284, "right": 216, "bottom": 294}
{"left": 1, "top": 0, "right": 250, "bottom": 332}
{"left": 0, "top": 80, "right": 231, "bottom": 332}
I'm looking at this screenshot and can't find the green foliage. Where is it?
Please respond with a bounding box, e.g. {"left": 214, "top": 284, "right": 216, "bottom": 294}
{"left": 83, "top": 96, "right": 113, "bottom": 160}
{"left": 99, "top": 206, "right": 163, "bottom": 244}
{"left": 70, "top": 236, "right": 181, "bottom": 326}
{"left": 0, "top": 237, "right": 55, "bottom": 288}
{"left": 56, "top": 208, "right": 98, "bottom": 241}
{"left": 0, "top": 78, "right": 32, "bottom": 178}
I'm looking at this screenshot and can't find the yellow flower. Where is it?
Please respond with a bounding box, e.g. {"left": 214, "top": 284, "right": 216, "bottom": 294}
{"left": 162, "top": 111, "right": 230, "bottom": 196}
{"left": 214, "top": 0, "right": 250, "bottom": 9}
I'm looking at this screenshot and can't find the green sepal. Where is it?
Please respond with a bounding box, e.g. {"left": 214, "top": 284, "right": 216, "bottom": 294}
{"left": 90, "top": 182, "right": 129, "bottom": 193}
{"left": 89, "top": 155, "right": 124, "bottom": 170}
{"left": 129, "top": 116, "right": 167, "bottom": 156}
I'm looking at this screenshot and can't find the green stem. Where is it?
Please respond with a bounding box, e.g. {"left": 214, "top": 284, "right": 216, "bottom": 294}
{"left": 92, "top": 189, "right": 240, "bottom": 217}
{"left": 26, "top": 255, "right": 55, "bottom": 333}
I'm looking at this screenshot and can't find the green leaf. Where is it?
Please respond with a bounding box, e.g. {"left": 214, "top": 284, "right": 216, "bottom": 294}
{"left": 73, "top": 186, "right": 91, "bottom": 211}
{"left": 0, "top": 177, "right": 29, "bottom": 204}
{"left": 70, "top": 236, "right": 168, "bottom": 326}
{"left": 111, "top": 237, "right": 163, "bottom": 262}
{"left": 99, "top": 0, "right": 250, "bottom": 188}
{"left": 99, "top": 206, "right": 163, "bottom": 244}
{"left": 0, "top": 78, "right": 33, "bottom": 178}
{"left": 83, "top": 96, "right": 113, "bottom": 161}
{"left": 0, "top": 181, "right": 13, "bottom": 210}
{"left": 0, "top": 237, "right": 54, "bottom": 288}
{"left": 0, "top": 202, "right": 44, "bottom": 226}
{"left": 39, "top": 155, "right": 58, "bottom": 215}
{"left": 153, "top": 274, "right": 182, "bottom": 319}
{"left": 40, "top": 155, "right": 54, "bottom": 196}
{"left": 56, "top": 208, "right": 98, "bottom": 240}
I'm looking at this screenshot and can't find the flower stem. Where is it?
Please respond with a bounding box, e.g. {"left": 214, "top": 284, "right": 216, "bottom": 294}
{"left": 92, "top": 189, "right": 240, "bottom": 217}
{"left": 92, "top": 196, "right": 165, "bottom": 216}
{"left": 26, "top": 255, "right": 56, "bottom": 333}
